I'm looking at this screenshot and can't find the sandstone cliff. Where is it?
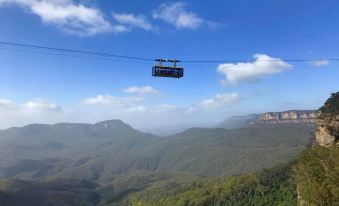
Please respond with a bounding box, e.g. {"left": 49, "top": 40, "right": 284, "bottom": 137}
{"left": 251, "top": 110, "right": 316, "bottom": 126}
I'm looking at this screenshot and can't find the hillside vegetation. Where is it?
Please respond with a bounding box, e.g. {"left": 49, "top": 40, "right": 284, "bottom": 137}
{"left": 127, "top": 163, "right": 297, "bottom": 206}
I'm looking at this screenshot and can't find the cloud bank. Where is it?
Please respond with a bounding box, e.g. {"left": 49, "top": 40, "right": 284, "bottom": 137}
{"left": 0, "top": 0, "right": 120, "bottom": 36}
{"left": 0, "top": 85, "right": 240, "bottom": 130}
{"left": 0, "top": 98, "right": 63, "bottom": 129}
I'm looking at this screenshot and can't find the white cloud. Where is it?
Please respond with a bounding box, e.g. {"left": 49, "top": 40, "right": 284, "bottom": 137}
{"left": 112, "top": 12, "right": 152, "bottom": 31}
{"left": 25, "top": 100, "right": 61, "bottom": 111}
{"left": 153, "top": 2, "right": 203, "bottom": 29}
{"left": 217, "top": 54, "right": 292, "bottom": 85}
{"left": 82, "top": 95, "right": 143, "bottom": 106}
{"left": 122, "top": 86, "right": 158, "bottom": 95}
{"left": 0, "top": 0, "right": 125, "bottom": 36}
{"left": 200, "top": 93, "right": 239, "bottom": 109}
{"left": 310, "top": 59, "right": 329, "bottom": 67}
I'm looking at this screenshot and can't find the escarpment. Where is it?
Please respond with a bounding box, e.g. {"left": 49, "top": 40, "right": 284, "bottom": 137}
{"left": 252, "top": 110, "right": 316, "bottom": 126}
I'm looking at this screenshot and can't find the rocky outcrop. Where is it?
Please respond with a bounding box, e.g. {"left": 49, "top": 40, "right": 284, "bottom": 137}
{"left": 250, "top": 110, "right": 316, "bottom": 126}
{"left": 315, "top": 114, "right": 339, "bottom": 146}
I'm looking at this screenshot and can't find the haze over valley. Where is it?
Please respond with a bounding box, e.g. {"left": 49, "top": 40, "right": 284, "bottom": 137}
{"left": 0, "top": 110, "right": 315, "bottom": 205}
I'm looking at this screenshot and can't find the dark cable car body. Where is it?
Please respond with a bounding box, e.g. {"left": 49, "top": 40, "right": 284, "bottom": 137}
{"left": 152, "top": 59, "right": 183, "bottom": 78}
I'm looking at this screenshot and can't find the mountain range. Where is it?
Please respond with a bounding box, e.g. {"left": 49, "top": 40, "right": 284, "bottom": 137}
{"left": 0, "top": 110, "right": 318, "bottom": 206}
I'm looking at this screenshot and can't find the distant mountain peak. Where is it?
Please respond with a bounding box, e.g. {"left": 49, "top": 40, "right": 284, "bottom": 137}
{"left": 94, "top": 119, "right": 132, "bottom": 129}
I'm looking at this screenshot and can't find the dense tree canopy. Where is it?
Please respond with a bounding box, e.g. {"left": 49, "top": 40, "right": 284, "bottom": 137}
{"left": 319, "top": 92, "right": 339, "bottom": 118}
{"left": 130, "top": 163, "right": 297, "bottom": 206}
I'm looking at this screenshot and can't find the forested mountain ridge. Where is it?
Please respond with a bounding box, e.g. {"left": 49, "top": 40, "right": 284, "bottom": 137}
{"left": 0, "top": 120, "right": 161, "bottom": 181}
{"left": 0, "top": 123, "right": 313, "bottom": 181}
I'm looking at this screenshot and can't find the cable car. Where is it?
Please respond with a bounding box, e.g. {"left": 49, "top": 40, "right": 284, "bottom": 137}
{"left": 152, "top": 59, "right": 183, "bottom": 78}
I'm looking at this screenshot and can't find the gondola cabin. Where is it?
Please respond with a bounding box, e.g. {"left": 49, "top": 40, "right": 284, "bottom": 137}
{"left": 152, "top": 59, "right": 184, "bottom": 78}
{"left": 152, "top": 66, "right": 183, "bottom": 78}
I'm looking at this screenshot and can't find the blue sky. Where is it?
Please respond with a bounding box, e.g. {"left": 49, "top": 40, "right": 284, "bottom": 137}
{"left": 0, "top": 0, "right": 338, "bottom": 130}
